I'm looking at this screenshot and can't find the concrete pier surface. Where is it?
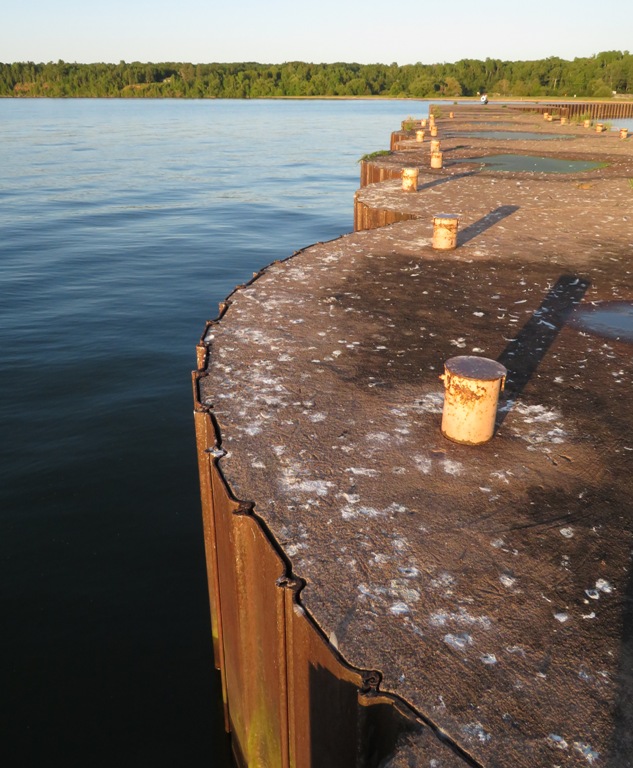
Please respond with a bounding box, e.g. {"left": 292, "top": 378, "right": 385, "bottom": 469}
{"left": 196, "top": 105, "right": 633, "bottom": 766}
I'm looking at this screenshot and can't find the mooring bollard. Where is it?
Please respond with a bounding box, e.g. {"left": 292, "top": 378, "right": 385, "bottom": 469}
{"left": 430, "top": 151, "right": 443, "bottom": 169}
{"left": 620, "top": 128, "right": 628, "bottom": 139}
{"left": 416, "top": 130, "right": 425, "bottom": 142}
{"left": 401, "top": 167, "right": 419, "bottom": 192}
{"left": 430, "top": 125, "right": 438, "bottom": 137}
{"left": 430, "top": 139, "right": 441, "bottom": 154}
{"left": 432, "top": 213, "right": 458, "bottom": 249}
{"left": 440, "top": 356, "right": 507, "bottom": 445}
{"left": 583, "top": 119, "right": 592, "bottom": 128}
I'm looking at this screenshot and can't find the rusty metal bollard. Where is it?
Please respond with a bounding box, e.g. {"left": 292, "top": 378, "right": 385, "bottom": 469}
{"left": 430, "top": 151, "right": 443, "bottom": 169}
{"left": 440, "top": 356, "right": 507, "bottom": 444}
{"left": 401, "top": 167, "right": 419, "bottom": 192}
{"left": 432, "top": 214, "right": 458, "bottom": 249}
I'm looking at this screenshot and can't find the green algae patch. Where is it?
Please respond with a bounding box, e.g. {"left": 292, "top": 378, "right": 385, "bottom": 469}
{"left": 359, "top": 150, "right": 392, "bottom": 163}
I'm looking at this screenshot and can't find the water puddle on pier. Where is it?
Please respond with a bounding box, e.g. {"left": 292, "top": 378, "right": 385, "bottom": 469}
{"left": 570, "top": 302, "right": 633, "bottom": 343}
{"left": 460, "top": 154, "right": 603, "bottom": 173}
{"left": 449, "top": 130, "right": 575, "bottom": 141}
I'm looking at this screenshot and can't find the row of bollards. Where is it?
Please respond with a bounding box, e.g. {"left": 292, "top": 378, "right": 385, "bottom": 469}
{"left": 430, "top": 210, "right": 505, "bottom": 444}
{"left": 400, "top": 125, "right": 506, "bottom": 443}
{"left": 402, "top": 111, "right": 628, "bottom": 199}
{"left": 394, "top": 106, "right": 626, "bottom": 446}
{"left": 542, "top": 112, "right": 629, "bottom": 137}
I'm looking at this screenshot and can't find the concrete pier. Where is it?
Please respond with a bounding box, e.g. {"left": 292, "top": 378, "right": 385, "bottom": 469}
{"left": 194, "top": 104, "right": 633, "bottom": 767}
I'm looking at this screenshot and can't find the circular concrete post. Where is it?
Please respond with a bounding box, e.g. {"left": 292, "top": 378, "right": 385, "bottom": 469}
{"left": 596, "top": 123, "right": 604, "bottom": 133}
{"left": 432, "top": 214, "right": 458, "bottom": 249}
{"left": 440, "top": 356, "right": 507, "bottom": 445}
{"left": 560, "top": 116, "right": 568, "bottom": 125}
{"left": 620, "top": 128, "right": 628, "bottom": 139}
{"left": 420, "top": 118, "right": 427, "bottom": 128}
{"left": 430, "top": 151, "right": 443, "bottom": 169}
{"left": 430, "top": 125, "right": 438, "bottom": 137}
{"left": 430, "top": 139, "right": 440, "bottom": 154}
{"left": 416, "top": 130, "right": 425, "bottom": 142}
{"left": 583, "top": 119, "right": 592, "bottom": 128}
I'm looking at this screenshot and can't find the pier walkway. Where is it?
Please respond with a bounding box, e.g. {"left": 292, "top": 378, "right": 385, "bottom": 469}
{"left": 194, "top": 104, "right": 633, "bottom": 767}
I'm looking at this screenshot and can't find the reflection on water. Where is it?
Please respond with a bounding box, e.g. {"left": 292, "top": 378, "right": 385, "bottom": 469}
{"left": 458, "top": 154, "right": 603, "bottom": 173}
{"left": 571, "top": 302, "right": 633, "bottom": 343}
{"left": 0, "top": 97, "right": 427, "bottom": 768}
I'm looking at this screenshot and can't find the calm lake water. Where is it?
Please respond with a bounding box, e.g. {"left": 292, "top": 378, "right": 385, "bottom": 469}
{"left": 0, "top": 98, "right": 428, "bottom": 767}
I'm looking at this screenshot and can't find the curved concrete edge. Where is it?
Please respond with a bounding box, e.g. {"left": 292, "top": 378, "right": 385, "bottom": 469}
{"left": 192, "top": 271, "right": 479, "bottom": 766}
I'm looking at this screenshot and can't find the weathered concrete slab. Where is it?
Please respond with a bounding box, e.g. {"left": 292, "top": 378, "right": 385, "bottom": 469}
{"left": 200, "top": 107, "right": 633, "bottom": 767}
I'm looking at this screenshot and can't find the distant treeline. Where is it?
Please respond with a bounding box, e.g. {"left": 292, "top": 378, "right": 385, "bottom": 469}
{"left": 1, "top": 52, "right": 632, "bottom": 99}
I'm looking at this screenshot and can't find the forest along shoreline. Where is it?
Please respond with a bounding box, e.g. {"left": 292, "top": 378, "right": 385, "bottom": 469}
{"left": 195, "top": 103, "right": 633, "bottom": 766}
{"left": 2, "top": 52, "right": 632, "bottom": 98}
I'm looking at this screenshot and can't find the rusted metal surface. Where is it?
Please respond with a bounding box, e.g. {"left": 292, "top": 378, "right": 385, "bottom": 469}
{"left": 353, "top": 191, "right": 416, "bottom": 232}
{"left": 193, "top": 376, "right": 228, "bottom": 725}
{"left": 359, "top": 160, "right": 401, "bottom": 188}
{"left": 400, "top": 167, "right": 418, "bottom": 192}
{"left": 440, "top": 357, "right": 507, "bottom": 445}
{"left": 515, "top": 100, "right": 633, "bottom": 120}
{"left": 431, "top": 215, "right": 459, "bottom": 250}
{"left": 209, "top": 479, "right": 288, "bottom": 767}
{"left": 390, "top": 130, "right": 415, "bottom": 151}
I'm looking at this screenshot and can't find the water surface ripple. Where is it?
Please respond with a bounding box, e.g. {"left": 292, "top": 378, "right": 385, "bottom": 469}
{"left": 0, "top": 97, "right": 426, "bottom": 767}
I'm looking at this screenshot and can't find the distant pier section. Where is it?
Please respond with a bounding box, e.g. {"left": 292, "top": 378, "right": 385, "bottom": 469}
{"left": 194, "top": 102, "right": 633, "bottom": 767}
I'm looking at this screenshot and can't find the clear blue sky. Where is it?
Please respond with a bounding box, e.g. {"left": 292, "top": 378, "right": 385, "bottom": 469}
{"left": 2, "top": 0, "right": 631, "bottom": 65}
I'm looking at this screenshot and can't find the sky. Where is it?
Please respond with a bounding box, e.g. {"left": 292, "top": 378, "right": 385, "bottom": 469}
{"left": 2, "top": 0, "right": 631, "bottom": 65}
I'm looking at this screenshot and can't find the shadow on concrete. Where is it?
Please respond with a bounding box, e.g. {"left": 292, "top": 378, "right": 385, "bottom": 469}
{"left": 496, "top": 274, "right": 591, "bottom": 422}
{"left": 457, "top": 205, "right": 520, "bottom": 246}
{"left": 418, "top": 169, "right": 480, "bottom": 192}
{"left": 608, "top": 583, "right": 633, "bottom": 767}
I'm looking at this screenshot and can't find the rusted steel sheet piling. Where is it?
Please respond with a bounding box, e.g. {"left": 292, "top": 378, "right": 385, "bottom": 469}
{"left": 359, "top": 159, "right": 401, "bottom": 188}
{"left": 353, "top": 190, "right": 416, "bottom": 232}
{"left": 516, "top": 100, "right": 633, "bottom": 120}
